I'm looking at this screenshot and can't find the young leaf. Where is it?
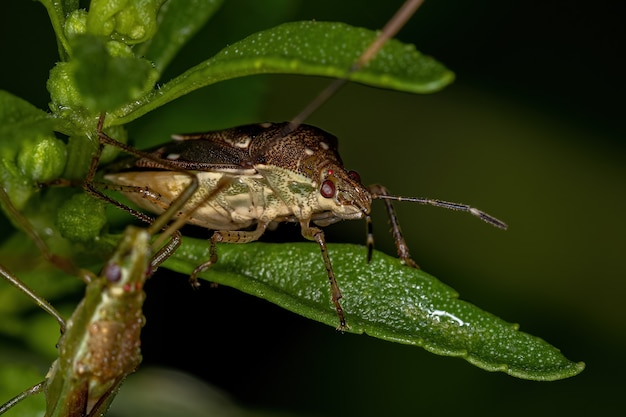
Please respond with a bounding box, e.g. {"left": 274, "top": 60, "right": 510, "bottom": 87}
{"left": 135, "top": 0, "right": 225, "bottom": 73}
{"left": 161, "top": 239, "right": 585, "bottom": 381}
{"left": 0, "top": 91, "right": 57, "bottom": 136}
{"left": 111, "top": 21, "right": 454, "bottom": 125}
{"left": 0, "top": 91, "right": 64, "bottom": 209}
{"left": 71, "top": 35, "right": 157, "bottom": 112}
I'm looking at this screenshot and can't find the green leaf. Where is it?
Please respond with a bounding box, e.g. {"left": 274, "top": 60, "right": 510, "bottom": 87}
{"left": 0, "top": 91, "right": 57, "bottom": 136}
{"left": 71, "top": 35, "right": 157, "bottom": 112}
{"left": 163, "top": 239, "right": 585, "bottom": 381}
{"left": 111, "top": 21, "right": 454, "bottom": 125}
{"left": 0, "top": 91, "right": 62, "bottom": 209}
{"left": 136, "top": 0, "right": 225, "bottom": 73}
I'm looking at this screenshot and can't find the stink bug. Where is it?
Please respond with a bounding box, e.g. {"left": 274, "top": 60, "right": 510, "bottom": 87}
{"left": 102, "top": 122, "right": 507, "bottom": 329}
{"left": 91, "top": 0, "right": 507, "bottom": 330}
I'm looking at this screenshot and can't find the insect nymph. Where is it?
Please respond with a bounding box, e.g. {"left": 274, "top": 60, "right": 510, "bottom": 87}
{"left": 103, "top": 122, "right": 507, "bottom": 329}
{"left": 0, "top": 142, "right": 203, "bottom": 416}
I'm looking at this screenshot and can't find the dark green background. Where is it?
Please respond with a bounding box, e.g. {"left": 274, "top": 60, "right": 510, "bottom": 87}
{"left": 1, "top": 0, "right": 623, "bottom": 416}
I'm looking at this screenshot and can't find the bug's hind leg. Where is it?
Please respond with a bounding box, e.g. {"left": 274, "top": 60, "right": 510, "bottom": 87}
{"left": 189, "top": 222, "right": 269, "bottom": 288}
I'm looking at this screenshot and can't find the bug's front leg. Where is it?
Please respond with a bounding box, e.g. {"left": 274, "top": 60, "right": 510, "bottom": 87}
{"left": 368, "top": 184, "right": 418, "bottom": 269}
{"left": 189, "top": 222, "right": 269, "bottom": 287}
{"left": 300, "top": 222, "right": 347, "bottom": 330}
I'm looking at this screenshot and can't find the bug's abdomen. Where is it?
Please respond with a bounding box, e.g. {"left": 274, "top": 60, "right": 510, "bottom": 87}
{"left": 104, "top": 171, "right": 296, "bottom": 230}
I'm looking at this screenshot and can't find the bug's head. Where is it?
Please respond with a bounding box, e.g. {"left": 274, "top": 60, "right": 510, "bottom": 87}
{"left": 315, "top": 165, "right": 371, "bottom": 221}
{"left": 253, "top": 123, "right": 372, "bottom": 220}
{"left": 101, "top": 226, "right": 151, "bottom": 298}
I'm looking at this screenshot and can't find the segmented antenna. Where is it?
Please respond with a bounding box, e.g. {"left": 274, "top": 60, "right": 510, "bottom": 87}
{"left": 371, "top": 193, "right": 508, "bottom": 230}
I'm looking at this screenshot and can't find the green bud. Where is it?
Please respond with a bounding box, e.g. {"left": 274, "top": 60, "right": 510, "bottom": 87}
{"left": 57, "top": 193, "right": 107, "bottom": 242}
{"left": 47, "top": 62, "right": 82, "bottom": 116}
{"left": 64, "top": 9, "right": 88, "bottom": 40}
{"left": 106, "top": 40, "right": 135, "bottom": 58}
{"left": 17, "top": 134, "right": 67, "bottom": 183}
{"left": 88, "top": 0, "right": 165, "bottom": 44}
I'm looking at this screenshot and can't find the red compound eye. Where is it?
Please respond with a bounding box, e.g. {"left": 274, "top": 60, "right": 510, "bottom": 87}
{"left": 320, "top": 179, "right": 335, "bottom": 198}
{"left": 347, "top": 170, "right": 361, "bottom": 183}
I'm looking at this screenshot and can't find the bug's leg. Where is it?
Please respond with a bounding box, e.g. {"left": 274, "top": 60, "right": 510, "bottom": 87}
{"left": 88, "top": 179, "right": 190, "bottom": 272}
{"left": 0, "top": 187, "right": 88, "bottom": 330}
{"left": 189, "top": 222, "right": 269, "bottom": 287}
{"left": 149, "top": 230, "right": 182, "bottom": 271}
{"left": 0, "top": 186, "right": 90, "bottom": 282}
{"left": 85, "top": 113, "right": 199, "bottom": 228}
{"left": 37, "top": 137, "right": 158, "bottom": 227}
{"left": 368, "top": 184, "right": 419, "bottom": 269}
{"left": 366, "top": 213, "right": 375, "bottom": 263}
{"left": 300, "top": 222, "right": 347, "bottom": 330}
{"left": 188, "top": 231, "right": 222, "bottom": 288}
{"left": 87, "top": 182, "right": 160, "bottom": 225}
{"left": 86, "top": 114, "right": 208, "bottom": 272}
{"left": 0, "top": 380, "right": 46, "bottom": 414}
{"left": 0, "top": 265, "right": 66, "bottom": 332}
{"left": 82, "top": 147, "right": 158, "bottom": 226}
